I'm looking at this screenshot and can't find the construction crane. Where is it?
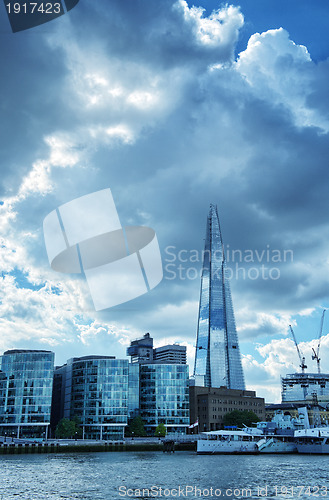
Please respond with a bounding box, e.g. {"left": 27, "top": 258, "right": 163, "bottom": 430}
{"left": 289, "top": 325, "right": 307, "bottom": 373}
{"left": 312, "top": 309, "right": 326, "bottom": 374}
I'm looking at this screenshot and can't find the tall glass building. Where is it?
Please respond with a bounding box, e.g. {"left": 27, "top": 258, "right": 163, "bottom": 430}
{"left": 0, "top": 349, "right": 54, "bottom": 438}
{"left": 54, "top": 356, "right": 129, "bottom": 440}
{"left": 194, "top": 204, "right": 245, "bottom": 390}
{"left": 128, "top": 363, "right": 140, "bottom": 419}
{"left": 140, "top": 364, "right": 189, "bottom": 434}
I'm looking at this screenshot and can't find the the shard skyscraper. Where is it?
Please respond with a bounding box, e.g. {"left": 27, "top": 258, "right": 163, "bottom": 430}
{"left": 193, "top": 204, "right": 245, "bottom": 390}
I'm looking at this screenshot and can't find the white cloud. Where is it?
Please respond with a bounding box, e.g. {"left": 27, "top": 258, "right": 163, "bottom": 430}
{"left": 105, "top": 125, "right": 135, "bottom": 144}
{"left": 236, "top": 28, "right": 328, "bottom": 130}
{"left": 0, "top": 133, "right": 82, "bottom": 234}
{"left": 176, "top": 1, "right": 243, "bottom": 49}
{"left": 236, "top": 307, "right": 292, "bottom": 339}
{"left": 75, "top": 320, "right": 131, "bottom": 346}
{"left": 142, "top": 299, "right": 199, "bottom": 339}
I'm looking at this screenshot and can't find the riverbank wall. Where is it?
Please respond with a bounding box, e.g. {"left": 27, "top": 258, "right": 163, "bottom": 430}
{"left": 0, "top": 440, "right": 196, "bottom": 454}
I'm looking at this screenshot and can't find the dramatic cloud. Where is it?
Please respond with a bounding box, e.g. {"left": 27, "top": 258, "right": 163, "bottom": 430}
{"left": 0, "top": 0, "right": 329, "bottom": 400}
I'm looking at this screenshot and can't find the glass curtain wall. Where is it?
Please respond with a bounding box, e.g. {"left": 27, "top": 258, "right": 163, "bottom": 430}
{"left": 140, "top": 364, "right": 189, "bottom": 435}
{"left": 70, "top": 357, "right": 129, "bottom": 440}
{"left": 0, "top": 350, "right": 54, "bottom": 438}
{"left": 194, "top": 204, "right": 245, "bottom": 390}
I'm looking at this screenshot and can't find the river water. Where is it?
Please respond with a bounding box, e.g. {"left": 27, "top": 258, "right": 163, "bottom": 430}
{"left": 0, "top": 451, "right": 328, "bottom": 499}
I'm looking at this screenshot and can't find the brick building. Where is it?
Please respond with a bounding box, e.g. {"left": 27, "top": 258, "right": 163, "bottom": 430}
{"left": 189, "top": 386, "right": 265, "bottom": 432}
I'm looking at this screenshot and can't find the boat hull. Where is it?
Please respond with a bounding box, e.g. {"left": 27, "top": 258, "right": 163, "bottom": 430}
{"left": 259, "top": 442, "right": 297, "bottom": 454}
{"left": 297, "top": 444, "right": 329, "bottom": 454}
{"left": 197, "top": 440, "right": 259, "bottom": 455}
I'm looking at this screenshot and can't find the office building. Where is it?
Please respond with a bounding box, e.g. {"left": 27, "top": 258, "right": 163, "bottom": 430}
{"left": 153, "top": 345, "right": 186, "bottom": 364}
{"left": 0, "top": 349, "right": 54, "bottom": 438}
{"left": 127, "top": 333, "right": 154, "bottom": 364}
{"left": 128, "top": 363, "right": 140, "bottom": 419}
{"left": 127, "top": 333, "right": 187, "bottom": 365}
{"left": 194, "top": 204, "right": 245, "bottom": 390}
{"left": 189, "top": 386, "right": 265, "bottom": 432}
{"left": 126, "top": 334, "right": 189, "bottom": 434}
{"left": 52, "top": 356, "right": 129, "bottom": 440}
{"left": 140, "top": 364, "right": 189, "bottom": 434}
{"left": 281, "top": 373, "right": 329, "bottom": 402}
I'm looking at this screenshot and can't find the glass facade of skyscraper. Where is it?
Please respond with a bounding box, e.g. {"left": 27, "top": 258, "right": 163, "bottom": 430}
{"left": 0, "top": 350, "right": 54, "bottom": 438}
{"left": 140, "top": 364, "right": 189, "bottom": 434}
{"left": 194, "top": 204, "right": 245, "bottom": 390}
{"left": 69, "top": 356, "right": 128, "bottom": 440}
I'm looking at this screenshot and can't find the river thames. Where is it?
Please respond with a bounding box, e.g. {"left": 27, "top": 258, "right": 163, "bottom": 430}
{"left": 0, "top": 451, "right": 328, "bottom": 499}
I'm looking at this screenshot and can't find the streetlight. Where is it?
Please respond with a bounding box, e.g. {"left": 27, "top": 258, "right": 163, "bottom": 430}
{"left": 4, "top": 432, "right": 6, "bottom": 443}
{"left": 132, "top": 431, "right": 134, "bottom": 441}
{"left": 75, "top": 432, "right": 77, "bottom": 441}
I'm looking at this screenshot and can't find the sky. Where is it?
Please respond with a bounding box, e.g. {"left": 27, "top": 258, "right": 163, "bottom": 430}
{"left": 0, "top": 0, "right": 329, "bottom": 403}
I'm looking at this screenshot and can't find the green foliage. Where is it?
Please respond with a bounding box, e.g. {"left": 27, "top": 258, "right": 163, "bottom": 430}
{"left": 55, "top": 417, "right": 82, "bottom": 439}
{"left": 222, "top": 410, "right": 260, "bottom": 428}
{"left": 154, "top": 423, "right": 166, "bottom": 437}
{"left": 125, "top": 416, "right": 146, "bottom": 437}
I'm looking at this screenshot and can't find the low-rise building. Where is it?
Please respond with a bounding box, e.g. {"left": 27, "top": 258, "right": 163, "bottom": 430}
{"left": 189, "top": 386, "right": 265, "bottom": 432}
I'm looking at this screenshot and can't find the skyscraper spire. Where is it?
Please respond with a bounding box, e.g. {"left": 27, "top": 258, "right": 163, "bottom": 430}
{"left": 194, "top": 204, "right": 245, "bottom": 390}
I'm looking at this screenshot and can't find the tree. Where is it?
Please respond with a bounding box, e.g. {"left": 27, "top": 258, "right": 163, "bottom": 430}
{"left": 223, "top": 410, "right": 260, "bottom": 428}
{"left": 125, "top": 416, "right": 146, "bottom": 437}
{"left": 55, "top": 417, "right": 82, "bottom": 439}
{"left": 71, "top": 416, "right": 83, "bottom": 438}
{"left": 154, "top": 423, "right": 166, "bottom": 437}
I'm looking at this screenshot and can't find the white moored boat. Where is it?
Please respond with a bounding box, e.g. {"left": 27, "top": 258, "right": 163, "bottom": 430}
{"left": 197, "top": 430, "right": 260, "bottom": 454}
{"left": 295, "top": 428, "right": 329, "bottom": 454}
{"left": 249, "top": 411, "right": 305, "bottom": 454}
{"left": 256, "top": 435, "right": 297, "bottom": 454}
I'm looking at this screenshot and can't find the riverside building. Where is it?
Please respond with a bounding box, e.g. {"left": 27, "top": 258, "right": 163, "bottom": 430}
{"left": 189, "top": 386, "right": 265, "bottom": 432}
{"left": 281, "top": 373, "right": 329, "bottom": 402}
{"left": 127, "top": 334, "right": 190, "bottom": 434}
{"left": 52, "top": 346, "right": 190, "bottom": 438}
{"left": 139, "top": 364, "right": 189, "bottom": 435}
{"left": 193, "top": 204, "right": 245, "bottom": 390}
{"left": 52, "top": 356, "right": 129, "bottom": 440}
{"left": 0, "top": 349, "right": 54, "bottom": 439}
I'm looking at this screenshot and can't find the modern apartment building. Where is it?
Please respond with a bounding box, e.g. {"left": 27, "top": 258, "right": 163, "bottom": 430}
{"left": 140, "top": 364, "right": 190, "bottom": 434}
{"left": 0, "top": 349, "right": 54, "bottom": 439}
{"left": 127, "top": 334, "right": 189, "bottom": 434}
{"left": 52, "top": 356, "right": 129, "bottom": 440}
